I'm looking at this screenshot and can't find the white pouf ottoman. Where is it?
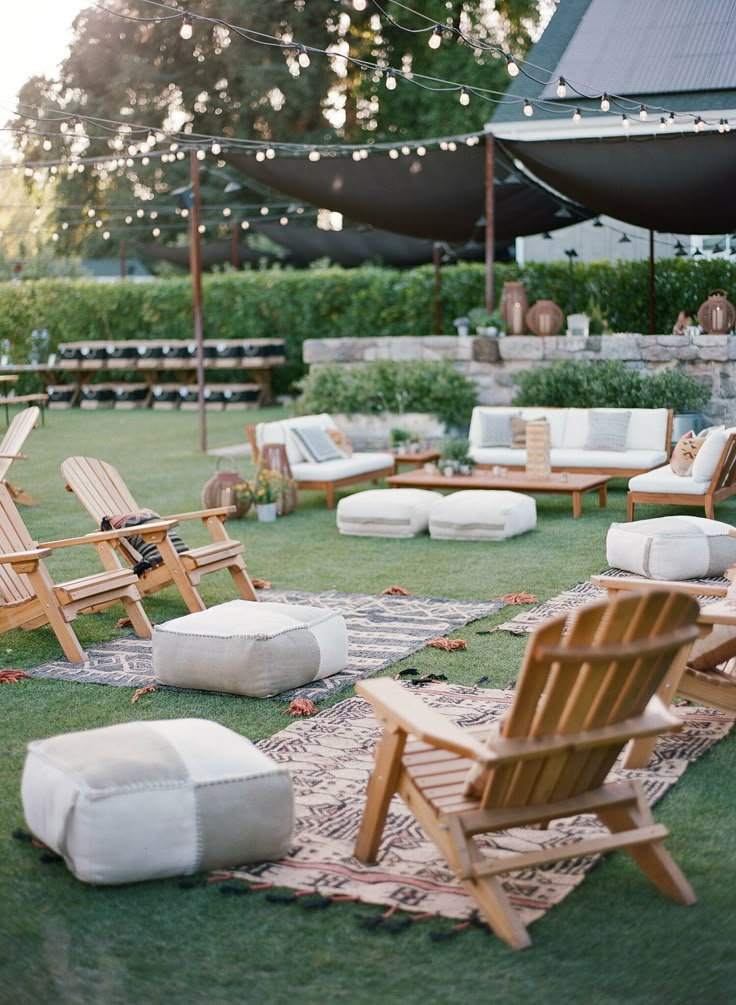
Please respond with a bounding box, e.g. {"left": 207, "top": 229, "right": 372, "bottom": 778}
{"left": 336, "top": 488, "right": 442, "bottom": 537}
{"left": 153, "top": 599, "right": 348, "bottom": 697}
{"left": 606, "top": 515, "right": 736, "bottom": 580}
{"left": 21, "top": 718, "right": 293, "bottom": 885}
{"left": 429, "top": 490, "right": 537, "bottom": 541}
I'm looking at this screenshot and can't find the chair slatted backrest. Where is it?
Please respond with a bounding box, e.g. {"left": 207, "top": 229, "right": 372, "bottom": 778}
{"left": 480, "top": 591, "right": 699, "bottom": 811}
{"left": 0, "top": 482, "right": 42, "bottom": 604}
{"left": 62, "top": 456, "right": 139, "bottom": 524}
{"left": 713, "top": 433, "right": 736, "bottom": 492}
{"left": 0, "top": 407, "right": 40, "bottom": 482}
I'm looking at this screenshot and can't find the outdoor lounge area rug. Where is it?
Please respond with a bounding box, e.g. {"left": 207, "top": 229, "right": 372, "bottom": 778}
{"left": 25, "top": 590, "right": 504, "bottom": 702}
{"left": 493, "top": 568, "right": 731, "bottom": 636}
{"left": 226, "top": 683, "right": 733, "bottom": 925}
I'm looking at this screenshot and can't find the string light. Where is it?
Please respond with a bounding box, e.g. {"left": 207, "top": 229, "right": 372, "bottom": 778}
{"left": 556, "top": 77, "right": 567, "bottom": 98}
{"left": 523, "top": 100, "right": 534, "bottom": 117}
{"left": 659, "top": 117, "right": 667, "bottom": 129}
{"left": 385, "top": 69, "right": 397, "bottom": 91}
{"left": 459, "top": 87, "right": 470, "bottom": 106}
{"left": 428, "top": 25, "right": 443, "bottom": 50}
{"left": 211, "top": 141, "right": 221, "bottom": 155}
{"left": 638, "top": 105, "right": 648, "bottom": 121}
{"left": 297, "top": 45, "right": 310, "bottom": 69}
{"left": 667, "top": 112, "right": 675, "bottom": 126}
{"left": 621, "top": 114, "right": 630, "bottom": 129}
{"left": 179, "top": 15, "right": 193, "bottom": 40}
{"left": 505, "top": 54, "right": 519, "bottom": 77}
{"left": 196, "top": 148, "right": 206, "bottom": 160}
{"left": 572, "top": 107, "right": 581, "bottom": 122}
{"left": 600, "top": 93, "right": 610, "bottom": 112}
{"left": 353, "top": 0, "right": 367, "bottom": 9}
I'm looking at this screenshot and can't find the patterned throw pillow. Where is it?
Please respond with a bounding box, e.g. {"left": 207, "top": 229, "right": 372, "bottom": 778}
{"left": 291, "top": 425, "right": 346, "bottom": 463}
{"left": 510, "top": 416, "right": 527, "bottom": 449}
{"left": 327, "top": 427, "right": 353, "bottom": 457}
{"left": 584, "top": 410, "right": 631, "bottom": 452}
{"left": 670, "top": 431, "right": 705, "bottom": 476}
{"left": 478, "top": 412, "right": 514, "bottom": 448}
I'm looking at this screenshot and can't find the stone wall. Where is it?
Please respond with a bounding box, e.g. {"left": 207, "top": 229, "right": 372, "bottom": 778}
{"left": 303, "top": 333, "right": 736, "bottom": 424}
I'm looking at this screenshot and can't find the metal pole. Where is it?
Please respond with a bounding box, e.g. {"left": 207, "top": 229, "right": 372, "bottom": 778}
{"left": 119, "top": 240, "right": 126, "bottom": 279}
{"left": 231, "top": 220, "right": 240, "bottom": 269}
{"left": 189, "top": 151, "right": 206, "bottom": 452}
{"left": 484, "top": 133, "right": 495, "bottom": 311}
{"left": 648, "top": 229, "right": 656, "bottom": 334}
{"left": 433, "top": 242, "right": 442, "bottom": 334}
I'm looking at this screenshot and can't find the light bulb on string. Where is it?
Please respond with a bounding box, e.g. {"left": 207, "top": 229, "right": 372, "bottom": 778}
{"left": 719, "top": 119, "right": 726, "bottom": 133}
{"left": 353, "top": 0, "right": 367, "bottom": 9}
{"left": 152, "top": 227, "right": 160, "bottom": 237}
{"left": 659, "top": 117, "right": 667, "bottom": 130}
{"left": 265, "top": 147, "right": 276, "bottom": 159}
{"left": 280, "top": 216, "right": 288, "bottom": 225}
{"left": 240, "top": 220, "right": 250, "bottom": 230}
{"left": 725, "top": 120, "right": 731, "bottom": 133}
{"left": 260, "top": 206, "right": 269, "bottom": 215}
{"left": 459, "top": 87, "right": 470, "bottom": 106}
{"left": 505, "top": 53, "right": 519, "bottom": 77}
{"left": 556, "top": 77, "right": 567, "bottom": 98}
{"left": 297, "top": 45, "right": 310, "bottom": 68}
{"left": 256, "top": 151, "right": 265, "bottom": 161}
{"left": 385, "top": 69, "right": 397, "bottom": 91}
{"left": 622, "top": 114, "right": 630, "bottom": 129}
{"left": 180, "top": 15, "right": 193, "bottom": 40}
{"left": 667, "top": 112, "right": 675, "bottom": 126}
{"left": 523, "top": 100, "right": 534, "bottom": 117}
{"left": 600, "top": 93, "right": 610, "bottom": 112}
{"left": 42, "top": 138, "right": 52, "bottom": 151}
{"left": 211, "top": 141, "right": 221, "bottom": 155}
{"left": 428, "top": 24, "right": 443, "bottom": 49}
{"left": 223, "top": 207, "right": 231, "bottom": 217}
{"left": 125, "top": 215, "right": 132, "bottom": 224}
{"left": 308, "top": 150, "right": 321, "bottom": 161}
{"left": 388, "top": 148, "right": 399, "bottom": 159}
{"left": 572, "top": 107, "right": 581, "bottom": 122}
{"left": 198, "top": 224, "right": 206, "bottom": 234}
{"left": 639, "top": 105, "right": 648, "bottom": 121}
{"left": 196, "top": 148, "right": 206, "bottom": 160}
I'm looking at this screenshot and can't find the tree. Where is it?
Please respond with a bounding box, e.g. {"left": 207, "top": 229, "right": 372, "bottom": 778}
{"left": 10, "top": 0, "right": 548, "bottom": 257}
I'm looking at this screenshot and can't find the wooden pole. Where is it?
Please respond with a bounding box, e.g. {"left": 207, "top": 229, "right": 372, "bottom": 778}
{"left": 189, "top": 151, "right": 206, "bottom": 453}
{"left": 648, "top": 229, "right": 656, "bottom": 334}
{"left": 484, "top": 133, "right": 495, "bottom": 312}
{"left": 231, "top": 220, "right": 240, "bottom": 269}
{"left": 119, "top": 240, "right": 126, "bottom": 279}
{"left": 433, "top": 241, "right": 442, "bottom": 334}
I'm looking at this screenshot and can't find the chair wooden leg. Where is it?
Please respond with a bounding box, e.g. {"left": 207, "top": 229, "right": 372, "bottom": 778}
{"left": 627, "top": 494, "right": 635, "bottom": 521}
{"left": 597, "top": 787, "right": 696, "bottom": 905}
{"left": 229, "top": 562, "right": 258, "bottom": 602}
{"left": 156, "top": 537, "right": 206, "bottom": 613}
{"left": 457, "top": 838, "right": 532, "bottom": 950}
{"left": 325, "top": 484, "right": 335, "bottom": 510}
{"left": 120, "top": 595, "right": 152, "bottom": 639}
{"left": 354, "top": 728, "right": 406, "bottom": 863}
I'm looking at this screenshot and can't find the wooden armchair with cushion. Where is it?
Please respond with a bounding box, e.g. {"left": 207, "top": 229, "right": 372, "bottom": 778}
{"left": 0, "top": 482, "right": 161, "bottom": 663}
{"left": 354, "top": 590, "right": 699, "bottom": 950}
{"left": 62, "top": 456, "right": 257, "bottom": 614}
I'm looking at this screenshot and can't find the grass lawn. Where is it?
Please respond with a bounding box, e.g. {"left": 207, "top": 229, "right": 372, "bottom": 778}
{"left": 2, "top": 406, "right": 735, "bottom": 1005}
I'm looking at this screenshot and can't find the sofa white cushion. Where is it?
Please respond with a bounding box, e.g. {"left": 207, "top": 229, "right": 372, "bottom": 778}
{"left": 336, "top": 488, "right": 441, "bottom": 537}
{"left": 690, "top": 427, "right": 727, "bottom": 483}
{"left": 21, "top": 718, "right": 294, "bottom": 885}
{"left": 551, "top": 447, "right": 668, "bottom": 470}
{"left": 629, "top": 465, "right": 712, "bottom": 495}
{"left": 469, "top": 408, "right": 568, "bottom": 450}
{"left": 429, "top": 490, "right": 536, "bottom": 540}
{"left": 153, "top": 600, "right": 348, "bottom": 697}
{"left": 606, "top": 516, "right": 736, "bottom": 580}
{"left": 291, "top": 451, "right": 394, "bottom": 483}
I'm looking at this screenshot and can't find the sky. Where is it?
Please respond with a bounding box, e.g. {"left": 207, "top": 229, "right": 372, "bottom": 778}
{"left": 1, "top": 2, "right": 83, "bottom": 108}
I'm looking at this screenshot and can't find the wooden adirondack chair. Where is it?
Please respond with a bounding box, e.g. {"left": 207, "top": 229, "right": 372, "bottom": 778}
{"left": 0, "top": 406, "right": 41, "bottom": 506}
{"left": 354, "top": 590, "right": 700, "bottom": 950}
{"left": 61, "top": 455, "right": 257, "bottom": 614}
{"left": 0, "top": 482, "right": 160, "bottom": 663}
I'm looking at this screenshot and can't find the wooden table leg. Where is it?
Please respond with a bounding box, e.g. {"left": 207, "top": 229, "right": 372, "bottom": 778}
{"left": 598, "top": 484, "right": 607, "bottom": 508}
{"left": 572, "top": 491, "right": 582, "bottom": 519}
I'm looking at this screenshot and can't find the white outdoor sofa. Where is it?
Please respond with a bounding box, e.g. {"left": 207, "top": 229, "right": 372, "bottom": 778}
{"left": 248, "top": 413, "right": 395, "bottom": 509}
{"left": 467, "top": 406, "right": 673, "bottom": 478}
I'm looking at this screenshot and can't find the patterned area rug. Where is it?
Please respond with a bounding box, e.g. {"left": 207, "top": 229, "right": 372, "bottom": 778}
{"left": 493, "top": 567, "right": 730, "bottom": 635}
{"left": 26, "top": 590, "right": 504, "bottom": 702}
{"left": 228, "top": 683, "right": 733, "bottom": 924}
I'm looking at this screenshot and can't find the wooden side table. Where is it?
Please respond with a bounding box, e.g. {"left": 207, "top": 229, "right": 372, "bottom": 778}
{"left": 392, "top": 448, "right": 441, "bottom": 473}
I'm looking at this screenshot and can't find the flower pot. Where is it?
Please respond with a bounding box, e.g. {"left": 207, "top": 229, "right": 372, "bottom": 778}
{"left": 256, "top": 502, "right": 278, "bottom": 523}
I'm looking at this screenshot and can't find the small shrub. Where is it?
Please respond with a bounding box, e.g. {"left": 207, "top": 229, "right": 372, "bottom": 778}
{"left": 295, "top": 360, "right": 478, "bottom": 430}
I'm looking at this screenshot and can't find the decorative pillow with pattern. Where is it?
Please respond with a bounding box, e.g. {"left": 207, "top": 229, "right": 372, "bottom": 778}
{"left": 291, "top": 425, "right": 346, "bottom": 463}
{"left": 584, "top": 410, "right": 631, "bottom": 452}
{"left": 327, "top": 427, "right": 353, "bottom": 457}
{"left": 670, "top": 430, "right": 705, "bottom": 476}
{"left": 478, "top": 412, "right": 515, "bottom": 448}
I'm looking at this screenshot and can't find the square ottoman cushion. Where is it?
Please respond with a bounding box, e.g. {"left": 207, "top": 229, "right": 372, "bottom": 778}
{"left": 21, "top": 718, "right": 294, "bottom": 885}
{"left": 606, "top": 515, "right": 736, "bottom": 580}
{"left": 336, "top": 488, "right": 442, "bottom": 537}
{"left": 153, "top": 599, "right": 348, "bottom": 697}
{"left": 429, "top": 490, "right": 537, "bottom": 541}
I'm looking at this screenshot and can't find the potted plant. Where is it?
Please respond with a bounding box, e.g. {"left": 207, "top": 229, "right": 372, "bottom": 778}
{"left": 390, "top": 427, "right": 410, "bottom": 450}
{"left": 439, "top": 437, "right": 474, "bottom": 475}
{"left": 468, "top": 307, "right": 506, "bottom": 337}
{"left": 236, "top": 468, "right": 292, "bottom": 522}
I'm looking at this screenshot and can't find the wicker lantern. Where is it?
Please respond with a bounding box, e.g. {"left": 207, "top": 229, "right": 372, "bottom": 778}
{"left": 697, "top": 289, "right": 736, "bottom": 334}
{"left": 525, "top": 299, "right": 564, "bottom": 337}
{"left": 499, "top": 281, "right": 529, "bottom": 336}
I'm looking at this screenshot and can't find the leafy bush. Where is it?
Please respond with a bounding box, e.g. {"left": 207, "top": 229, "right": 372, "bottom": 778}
{"left": 295, "top": 360, "right": 478, "bottom": 430}
{"left": 512, "top": 360, "right": 711, "bottom": 412}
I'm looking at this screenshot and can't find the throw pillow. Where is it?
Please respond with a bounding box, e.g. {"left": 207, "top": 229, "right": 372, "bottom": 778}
{"left": 691, "top": 427, "right": 728, "bottom": 483}
{"left": 327, "top": 427, "right": 353, "bottom": 457}
{"left": 510, "top": 416, "right": 527, "bottom": 449}
{"left": 670, "top": 431, "right": 706, "bottom": 476}
{"left": 584, "top": 410, "right": 631, "bottom": 452}
{"left": 291, "top": 425, "right": 346, "bottom": 463}
{"left": 478, "top": 412, "right": 514, "bottom": 448}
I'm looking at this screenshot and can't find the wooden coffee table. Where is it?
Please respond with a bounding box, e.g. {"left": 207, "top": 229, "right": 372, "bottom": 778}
{"left": 386, "top": 469, "right": 610, "bottom": 519}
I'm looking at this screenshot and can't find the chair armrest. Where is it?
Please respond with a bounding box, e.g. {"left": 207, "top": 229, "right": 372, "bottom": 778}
{"left": 0, "top": 547, "right": 53, "bottom": 565}
{"left": 40, "top": 520, "right": 179, "bottom": 550}
{"left": 166, "top": 506, "right": 235, "bottom": 522}
{"left": 0, "top": 452, "right": 26, "bottom": 460}
{"left": 356, "top": 679, "right": 491, "bottom": 761}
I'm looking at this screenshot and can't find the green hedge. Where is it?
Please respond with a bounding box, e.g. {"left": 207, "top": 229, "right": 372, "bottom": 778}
{"left": 2, "top": 259, "right": 736, "bottom": 394}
